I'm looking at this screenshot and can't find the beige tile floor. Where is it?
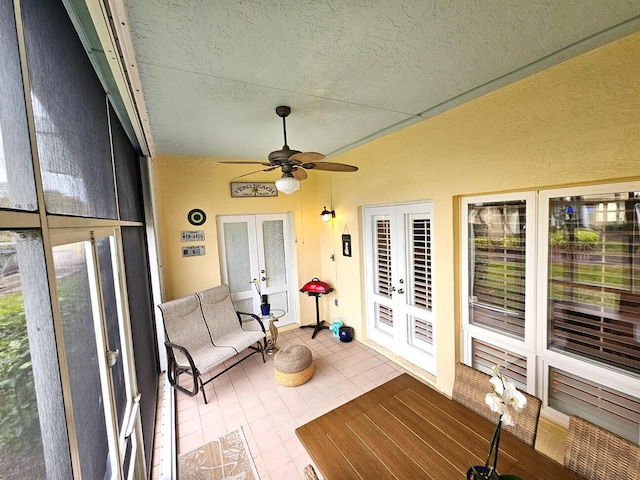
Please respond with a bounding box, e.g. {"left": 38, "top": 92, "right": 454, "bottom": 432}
{"left": 153, "top": 326, "right": 408, "bottom": 479}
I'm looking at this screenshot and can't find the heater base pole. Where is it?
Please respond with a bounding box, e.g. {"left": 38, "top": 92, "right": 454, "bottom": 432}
{"left": 300, "top": 293, "right": 330, "bottom": 339}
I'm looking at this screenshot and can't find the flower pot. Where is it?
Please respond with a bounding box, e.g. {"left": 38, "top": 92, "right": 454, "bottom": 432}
{"left": 466, "top": 466, "right": 522, "bottom": 480}
{"left": 467, "top": 466, "right": 495, "bottom": 480}
{"left": 260, "top": 303, "right": 271, "bottom": 316}
{"left": 338, "top": 326, "right": 353, "bottom": 342}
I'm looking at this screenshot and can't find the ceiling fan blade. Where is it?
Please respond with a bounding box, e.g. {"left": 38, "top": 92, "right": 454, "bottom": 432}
{"left": 232, "top": 166, "right": 278, "bottom": 179}
{"left": 216, "top": 161, "right": 272, "bottom": 166}
{"left": 302, "top": 162, "right": 358, "bottom": 172}
{"left": 289, "top": 152, "right": 325, "bottom": 163}
{"left": 292, "top": 168, "right": 308, "bottom": 180}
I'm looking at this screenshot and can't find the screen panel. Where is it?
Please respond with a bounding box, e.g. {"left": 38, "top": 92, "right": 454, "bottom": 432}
{"left": 0, "top": 0, "right": 37, "bottom": 212}
{"left": 21, "top": 0, "right": 117, "bottom": 219}
{"left": 112, "top": 105, "right": 143, "bottom": 222}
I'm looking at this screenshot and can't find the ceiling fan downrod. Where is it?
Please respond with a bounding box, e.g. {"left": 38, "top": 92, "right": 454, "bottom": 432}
{"left": 276, "top": 105, "right": 291, "bottom": 149}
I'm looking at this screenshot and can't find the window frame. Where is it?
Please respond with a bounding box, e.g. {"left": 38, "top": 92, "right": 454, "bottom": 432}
{"left": 462, "top": 183, "right": 640, "bottom": 434}
{"left": 461, "top": 191, "right": 538, "bottom": 393}
{"left": 537, "top": 182, "right": 640, "bottom": 428}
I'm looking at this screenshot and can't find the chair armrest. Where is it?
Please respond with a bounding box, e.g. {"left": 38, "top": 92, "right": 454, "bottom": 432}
{"left": 164, "top": 341, "right": 199, "bottom": 396}
{"left": 236, "top": 311, "right": 266, "bottom": 333}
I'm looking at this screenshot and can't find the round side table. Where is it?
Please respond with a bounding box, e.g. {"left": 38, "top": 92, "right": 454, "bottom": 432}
{"left": 263, "top": 309, "right": 285, "bottom": 355}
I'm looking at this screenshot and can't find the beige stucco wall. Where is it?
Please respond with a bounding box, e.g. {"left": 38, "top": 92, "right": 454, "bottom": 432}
{"left": 154, "top": 31, "right": 640, "bottom": 406}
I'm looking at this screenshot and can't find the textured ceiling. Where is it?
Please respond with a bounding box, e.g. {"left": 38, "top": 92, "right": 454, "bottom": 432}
{"left": 120, "top": 0, "right": 640, "bottom": 161}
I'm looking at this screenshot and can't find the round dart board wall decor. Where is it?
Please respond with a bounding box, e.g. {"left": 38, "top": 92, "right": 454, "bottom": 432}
{"left": 187, "top": 208, "right": 206, "bottom": 226}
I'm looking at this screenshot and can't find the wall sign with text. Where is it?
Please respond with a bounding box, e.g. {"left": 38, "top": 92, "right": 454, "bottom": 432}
{"left": 230, "top": 182, "right": 278, "bottom": 198}
{"left": 342, "top": 234, "right": 352, "bottom": 257}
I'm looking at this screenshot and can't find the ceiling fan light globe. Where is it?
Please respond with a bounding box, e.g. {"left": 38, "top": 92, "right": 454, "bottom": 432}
{"left": 275, "top": 175, "right": 300, "bottom": 194}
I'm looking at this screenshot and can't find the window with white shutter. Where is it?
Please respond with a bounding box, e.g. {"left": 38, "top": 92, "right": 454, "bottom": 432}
{"left": 462, "top": 183, "right": 640, "bottom": 443}
{"left": 468, "top": 201, "right": 526, "bottom": 338}
{"left": 546, "top": 193, "right": 640, "bottom": 376}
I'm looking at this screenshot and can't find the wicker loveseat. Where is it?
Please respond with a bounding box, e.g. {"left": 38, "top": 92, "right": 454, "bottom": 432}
{"left": 159, "top": 284, "right": 266, "bottom": 403}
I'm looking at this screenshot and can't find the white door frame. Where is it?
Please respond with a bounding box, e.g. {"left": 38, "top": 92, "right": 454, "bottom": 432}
{"left": 363, "top": 202, "right": 436, "bottom": 375}
{"left": 217, "top": 213, "right": 298, "bottom": 326}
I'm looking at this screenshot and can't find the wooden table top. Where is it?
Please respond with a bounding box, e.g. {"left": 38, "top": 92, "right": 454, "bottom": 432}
{"left": 296, "top": 373, "right": 581, "bottom": 480}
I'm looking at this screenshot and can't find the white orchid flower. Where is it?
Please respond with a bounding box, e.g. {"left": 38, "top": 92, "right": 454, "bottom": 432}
{"left": 489, "top": 375, "right": 504, "bottom": 395}
{"left": 485, "top": 392, "right": 505, "bottom": 415}
{"left": 485, "top": 365, "right": 528, "bottom": 423}
{"left": 503, "top": 383, "right": 527, "bottom": 413}
{"left": 501, "top": 411, "right": 514, "bottom": 427}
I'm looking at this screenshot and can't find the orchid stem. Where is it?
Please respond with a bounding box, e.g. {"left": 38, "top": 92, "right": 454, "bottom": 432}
{"left": 484, "top": 418, "right": 502, "bottom": 475}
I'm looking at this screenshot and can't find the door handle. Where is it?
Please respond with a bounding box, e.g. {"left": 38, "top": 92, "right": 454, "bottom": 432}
{"left": 397, "top": 288, "right": 405, "bottom": 294}
{"left": 106, "top": 349, "right": 119, "bottom": 368}
{"left": 261, "top": 276, "right": 268, "bottom": 281}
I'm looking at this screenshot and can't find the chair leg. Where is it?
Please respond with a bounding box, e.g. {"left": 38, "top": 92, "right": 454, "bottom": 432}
{"left": 199, "top": 376, "right": 208, "bottom": 404}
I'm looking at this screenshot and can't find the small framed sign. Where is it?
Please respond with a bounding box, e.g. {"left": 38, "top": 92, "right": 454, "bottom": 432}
{"left": 342, "top": 234, "right": 352, "bottom": 257}
{"left": 231, "top": 182, "right": 278, "bottom": 198}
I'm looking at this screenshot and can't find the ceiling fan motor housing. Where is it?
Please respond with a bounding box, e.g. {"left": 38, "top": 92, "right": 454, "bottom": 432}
{"left": 268, "top": 147, "right": 301, "bottom": 165}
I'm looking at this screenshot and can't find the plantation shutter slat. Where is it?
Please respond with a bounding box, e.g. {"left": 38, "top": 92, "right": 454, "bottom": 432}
{"left": 375, "top": 218, "right": 392, "bottom": 299}
{"left": 472, "top": 338, "right": 527, "bottom": 390}
{"left": 548, "top": 195, "right": 640, "bottom": 377}
{"left": 413, "top": 316, "right": 433, "bottom": 345}
{"left": 374, "top": 217, "right": 394, "bottom": 328}
{"left": 411, "top": 217, "right": 432, "bottom": 311}
{"left": 549, "top": 367, "right": 640, "bottom": 442}
{"left": 468, "top": 202, "right": 527, "bottom": 339}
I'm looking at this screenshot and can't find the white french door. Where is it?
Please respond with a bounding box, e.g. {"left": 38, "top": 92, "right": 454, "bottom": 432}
{"left": 51, "top": 228, "right": 143, "bottom": 479}
{"left": 217, "top": 213, "right": 297, "bottom": 326}
{"left": 364, "top": 202, "right": 436, "bottom": 374}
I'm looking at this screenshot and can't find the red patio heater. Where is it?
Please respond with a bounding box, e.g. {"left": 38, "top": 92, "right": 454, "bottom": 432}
{"left": 299, "top": 278, "right": 333, "bottom": 339}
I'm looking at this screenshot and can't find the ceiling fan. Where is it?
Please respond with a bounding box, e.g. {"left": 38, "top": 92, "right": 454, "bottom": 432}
{"left": 218, "top": 106, "right": 358, "bottom": 193}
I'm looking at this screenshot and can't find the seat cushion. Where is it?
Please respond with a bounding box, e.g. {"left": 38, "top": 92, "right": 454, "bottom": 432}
{"left": 274, "top": 345, "right": 313, "bottom": 386}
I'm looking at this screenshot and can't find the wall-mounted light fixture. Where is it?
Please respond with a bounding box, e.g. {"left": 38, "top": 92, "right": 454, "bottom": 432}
{"left": 321, "top": 206, "right": 335, "bottom": 222}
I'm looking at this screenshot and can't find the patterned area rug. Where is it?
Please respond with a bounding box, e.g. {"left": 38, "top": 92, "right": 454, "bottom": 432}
{"left": 178, "top": 427, "right": 259, "bottom": 480}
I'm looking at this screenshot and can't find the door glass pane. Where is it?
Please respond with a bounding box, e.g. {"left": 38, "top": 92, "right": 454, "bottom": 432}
{"left": 268, "top": 291, "right": 288, "bottom": 314}
{"left": 468, "top": 201, "right": 526, "bottom": 338}
{"left": 0, "top": 1, "right": 38, "bottom": 211}
{"left": 223, "top": 222, "right": 251, "bottom": 294}
{"left": 54, "top": 241, "right": 110, "bottom": 479}
{"left": 408, "top": 216, "right": 432, "bottom": 311}
{"left": 233, "top": 297, "right": 253, "bottom": 314}
{"left": 262, "top": 220, "right": 286, "bottom": 287}
{"left": 120, "top": 227, "right": 158, "bottom": 472}
{"left": 548, "top": 192, "right": 640, "bottom": 375}
{"left": 96, "top": 236, "right": 127, "bottom": 429}
{"left": 374, "top": 217, "right": 392, "bottom": 297}
{"left": 0, "top": 232, "right": 46, "bottom": 478}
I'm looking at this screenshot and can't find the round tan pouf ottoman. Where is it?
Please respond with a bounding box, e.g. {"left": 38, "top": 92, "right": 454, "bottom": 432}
{"left": 274, "top": 345, "right": 313, "bottom": 386}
